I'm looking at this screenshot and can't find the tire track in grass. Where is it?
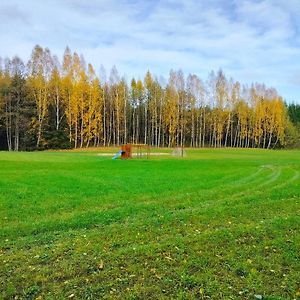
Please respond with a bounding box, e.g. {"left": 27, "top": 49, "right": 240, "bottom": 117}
{"left": 220, "top": 165, "right": 282, "bottom": 200}
{"left": 228, "top": 165, "right": 282, "bottom": 195}
{"left": 256, "top": 165, "right": 282, "bottom": 187}
{"left": 204, "top": 165, "right": 280, "bottom": 201}
{"left": 148, "top": 166, "right": 269, "bottom": 206}
{"left": 203, "top": 166, "right": 273, "bottom": 196}
{"left": 268, "top": 167, "right": 299, "bottom": 190}
{"left": 173, "top": 165, "right": 283, "bottom": 211}
{"left": 205, "top": 165, "right": 296, "bottom": 209}
{"left": 161, "top": 165, "right": 279, "bottom": 211}
{"left": 206, "top": 165, "right": 278, "bottom": 197}
{"left": 230, "top": 166, "right": 265, "bottom": 185}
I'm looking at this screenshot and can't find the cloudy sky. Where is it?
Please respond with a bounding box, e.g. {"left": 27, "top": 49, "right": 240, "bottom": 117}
{"left": 0, "top": 0, "right": 300, "bottom": 102}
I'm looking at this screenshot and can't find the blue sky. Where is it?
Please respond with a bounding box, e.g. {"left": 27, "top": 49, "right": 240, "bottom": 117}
{"left": 0, "top": 0, "right": 300, "bottom": 102}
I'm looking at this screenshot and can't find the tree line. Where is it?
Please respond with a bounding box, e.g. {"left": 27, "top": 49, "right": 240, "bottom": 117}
{"left": 0, "top": 45, "right": 299, "bottom": 151}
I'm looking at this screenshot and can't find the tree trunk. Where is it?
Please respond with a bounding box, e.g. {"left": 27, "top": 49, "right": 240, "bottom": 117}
{"left": 224, "top": 112, "right": 231, "bottom": 147}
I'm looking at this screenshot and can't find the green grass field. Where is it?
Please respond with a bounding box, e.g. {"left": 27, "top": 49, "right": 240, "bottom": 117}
{"left": 1, "top": 148, "right": 300, "bottom": 299}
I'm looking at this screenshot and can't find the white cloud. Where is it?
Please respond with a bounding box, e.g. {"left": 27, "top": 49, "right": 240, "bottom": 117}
{"left": 0, "top": 0, "right": 299, "bottom": 102}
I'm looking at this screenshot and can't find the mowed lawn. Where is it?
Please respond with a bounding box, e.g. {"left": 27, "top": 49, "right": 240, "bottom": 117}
{"left": 0, "top": 149, "right": 300, "bottom": 299}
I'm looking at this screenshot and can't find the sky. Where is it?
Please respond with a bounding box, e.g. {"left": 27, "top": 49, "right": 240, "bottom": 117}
{"left": 0, "top": 0, "right": 300, "bottom": 103}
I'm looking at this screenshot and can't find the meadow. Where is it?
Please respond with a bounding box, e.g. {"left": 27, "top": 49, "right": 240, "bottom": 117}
{"left": 0, "top": 148, "right": 299, "bottom": 299}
